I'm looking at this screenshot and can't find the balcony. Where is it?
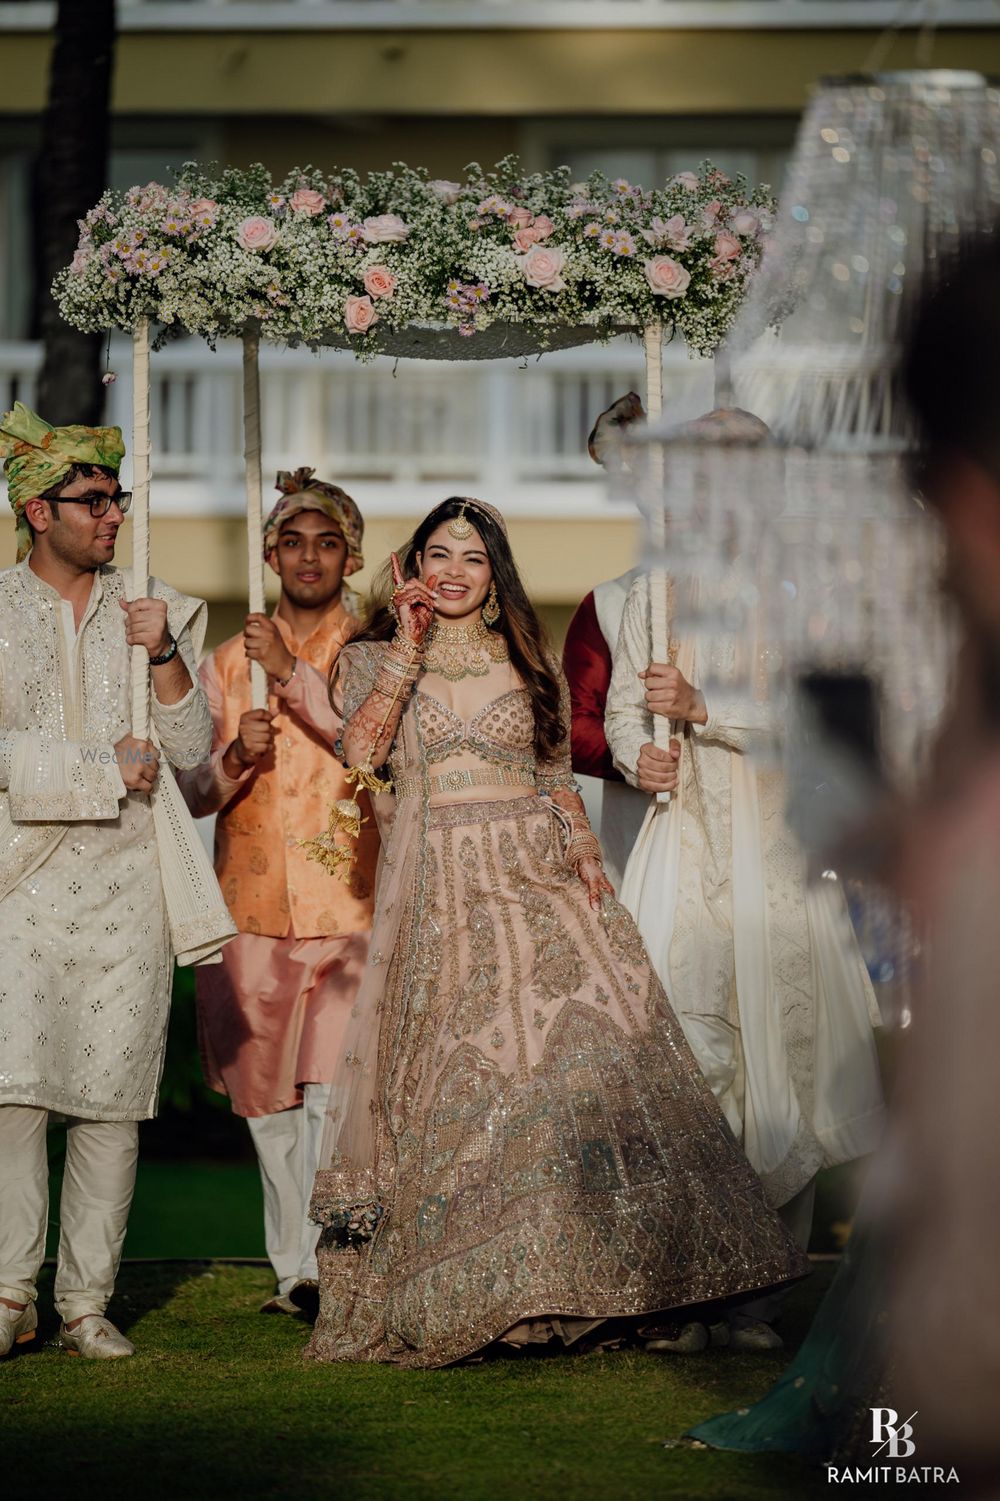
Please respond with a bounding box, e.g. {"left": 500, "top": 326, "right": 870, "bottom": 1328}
{"left": 2, "top": 1, "right": 997, "bottom": 30}
{"left": 0, "top": 335, "right": 716, "bottom": 520}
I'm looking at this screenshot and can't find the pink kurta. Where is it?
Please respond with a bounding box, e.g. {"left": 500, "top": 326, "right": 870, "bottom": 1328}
{"left": 178, "top": 604, "right": 377, "bottom": 1117}
{"left": 194, "top": 930, "right": 368, "bottom": 1117}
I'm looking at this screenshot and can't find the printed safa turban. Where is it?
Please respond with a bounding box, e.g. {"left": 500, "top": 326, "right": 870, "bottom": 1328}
{"left": 0, "top": 401, "right": 125, "bottom": 562}
{"left": 263, "top": 467, "right": 364, "bottom": 567}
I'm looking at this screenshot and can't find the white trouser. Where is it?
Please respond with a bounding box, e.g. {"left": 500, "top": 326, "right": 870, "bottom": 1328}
{"left": 246, "top": 1083, "right": 327, "bottom": 1296}
{"left": 0, "top": 1104, "right": 139, "bottom": 1323}
{"left": 731, "top": 1178, "right": 817, "bottom": 1325}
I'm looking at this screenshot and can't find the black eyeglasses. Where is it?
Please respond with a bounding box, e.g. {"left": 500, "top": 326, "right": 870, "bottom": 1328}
{"left": 51, "top": 491, "right": 133, "bottom": 519}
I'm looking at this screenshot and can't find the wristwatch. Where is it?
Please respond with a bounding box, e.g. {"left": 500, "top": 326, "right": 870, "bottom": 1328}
{"left": 148, "top": 635, "right": 178, "bottom": 666}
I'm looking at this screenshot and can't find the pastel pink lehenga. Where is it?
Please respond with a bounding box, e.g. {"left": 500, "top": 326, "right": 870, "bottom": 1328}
{"left": 307, "top": 642, "right": 808, "bottom": 1368}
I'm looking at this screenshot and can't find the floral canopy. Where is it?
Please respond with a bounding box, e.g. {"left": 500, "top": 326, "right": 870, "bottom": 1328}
{"left": 56, "top": 156, "right": 775, "bottom": 358}
{"left": 55, "top": 155, "right": 776, "bottom": 732}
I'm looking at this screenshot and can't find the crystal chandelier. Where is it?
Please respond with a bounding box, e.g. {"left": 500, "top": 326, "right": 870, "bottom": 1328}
{"left": 629, "top": 71, "right": 1000, "bottom": 785}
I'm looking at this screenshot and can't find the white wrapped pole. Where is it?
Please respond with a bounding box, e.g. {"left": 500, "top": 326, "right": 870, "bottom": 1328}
{"left": 243, "top": 323, "right": 267, "bottom": 710}
{"left": 130, "top": 317, "right": 151, "bottom": 740}
{"left": 643, "top": 321, "right": 672, "bottom": 804}
{"left": 714, "top": 341, "right": 733, "bottom": 408}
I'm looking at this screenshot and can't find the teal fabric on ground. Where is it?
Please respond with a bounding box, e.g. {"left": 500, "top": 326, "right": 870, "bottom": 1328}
{"left": 688, "top": 1221, "right": 884, "bottom": 1455}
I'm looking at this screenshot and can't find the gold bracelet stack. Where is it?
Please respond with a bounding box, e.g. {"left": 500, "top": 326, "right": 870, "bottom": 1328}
{"left": 564, "top": 828, "right": 603, "bottom": 870}
{"left": 373, "top": 631, "right": 425, "bottom": 701}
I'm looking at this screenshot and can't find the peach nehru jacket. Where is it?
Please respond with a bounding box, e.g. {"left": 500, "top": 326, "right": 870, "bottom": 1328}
{"left": 180, "top": 601, "right": 378, "bottom": 939}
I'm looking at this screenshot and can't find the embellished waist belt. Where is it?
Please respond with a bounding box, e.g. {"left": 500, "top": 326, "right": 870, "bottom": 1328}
{"left": 394, "top": 765, "right": 537, "bottom": 799}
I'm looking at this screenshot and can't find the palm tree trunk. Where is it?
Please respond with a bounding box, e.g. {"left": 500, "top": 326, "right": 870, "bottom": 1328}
{"left": 35, "top": 0, "right": 116, "bottom": 426}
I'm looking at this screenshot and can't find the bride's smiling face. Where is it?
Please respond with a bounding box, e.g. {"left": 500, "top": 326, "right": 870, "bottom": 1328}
{"left": 417, "top": 522, "right": 493, "bottom": 621}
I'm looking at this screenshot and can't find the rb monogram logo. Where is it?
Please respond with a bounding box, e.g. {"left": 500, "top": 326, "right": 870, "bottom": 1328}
{"left": 871, "top": 1408, "right": 918, "bottom": 1459}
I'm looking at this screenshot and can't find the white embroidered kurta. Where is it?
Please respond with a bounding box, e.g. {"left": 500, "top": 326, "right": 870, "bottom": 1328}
{"left": 0, "top": 562, "right": 213, "bottom": 1122}
{"left": 605, "top": 573, "right": 886, "bottom": 1207}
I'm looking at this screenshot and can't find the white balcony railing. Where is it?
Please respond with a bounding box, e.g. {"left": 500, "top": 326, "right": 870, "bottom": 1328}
{"left": 0, "top": 336, "right": 715, "bottom": 518}
{"left": 1, "top": 1, "right": 997, "bottom": 30}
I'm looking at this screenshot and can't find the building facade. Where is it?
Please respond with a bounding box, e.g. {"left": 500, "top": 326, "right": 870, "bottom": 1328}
{"left": 2, "top": 1, "right": 998, "bottom": 639}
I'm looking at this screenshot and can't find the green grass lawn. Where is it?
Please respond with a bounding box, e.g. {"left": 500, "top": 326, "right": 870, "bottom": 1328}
{"left": 3, "top": 1260, "right": 835, "bottom": 1501}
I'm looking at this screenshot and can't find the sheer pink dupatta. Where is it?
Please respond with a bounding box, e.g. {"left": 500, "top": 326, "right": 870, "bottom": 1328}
{"left": 310, "top": 641, "right": 425, "bottom": 1242}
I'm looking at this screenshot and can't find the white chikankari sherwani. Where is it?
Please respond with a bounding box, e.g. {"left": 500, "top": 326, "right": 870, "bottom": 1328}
{"left": 605, "top": 573, "right": 885, "bottom": 1208}
{"left": 0, "top": 561, "right": 228, "bottom": 1123}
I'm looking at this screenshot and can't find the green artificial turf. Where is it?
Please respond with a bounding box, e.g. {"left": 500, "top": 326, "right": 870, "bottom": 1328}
{"left": 3, "top": 1261, "right": 835, "bottom": 1501}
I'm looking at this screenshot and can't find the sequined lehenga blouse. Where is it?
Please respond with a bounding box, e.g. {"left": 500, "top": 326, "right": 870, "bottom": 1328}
{"left": 308, "top": 641, "right": 808, "bottom": 1367}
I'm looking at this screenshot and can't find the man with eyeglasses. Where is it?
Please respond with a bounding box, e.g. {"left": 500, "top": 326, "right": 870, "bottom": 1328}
{"left": 0, "top": 401, "right": 224, "bottom": 1360}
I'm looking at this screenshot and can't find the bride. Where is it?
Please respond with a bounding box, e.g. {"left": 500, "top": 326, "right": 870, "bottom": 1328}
{"left": 307, "top": 496, "right": 807, "bottom": 1367}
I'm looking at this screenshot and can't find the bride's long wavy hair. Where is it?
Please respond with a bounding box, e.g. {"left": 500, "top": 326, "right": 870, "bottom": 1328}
{"left": 356, "top": 497, "right": 565, "bottom": 762}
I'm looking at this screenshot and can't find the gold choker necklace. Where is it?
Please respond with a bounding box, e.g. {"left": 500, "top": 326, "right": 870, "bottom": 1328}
{"left": 423, "top": 617, "right": 509, "bottom": 681}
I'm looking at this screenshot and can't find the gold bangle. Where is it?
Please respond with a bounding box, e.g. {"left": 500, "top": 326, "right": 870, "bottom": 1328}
{"left": 390, "top": 628, "right": 425, "bottom": 655}
{"left": 565, "top": 831, "right": 603, "bottom": 868}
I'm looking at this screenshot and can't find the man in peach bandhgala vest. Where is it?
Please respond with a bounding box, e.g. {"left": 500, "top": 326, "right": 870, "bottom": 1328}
{"left": 178, "top": 469, "right": 378, "bottom": 1319}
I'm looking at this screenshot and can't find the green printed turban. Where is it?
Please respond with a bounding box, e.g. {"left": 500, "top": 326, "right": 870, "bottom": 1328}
{"left": 0, "top": 401, "right": 125, "bottom": 562}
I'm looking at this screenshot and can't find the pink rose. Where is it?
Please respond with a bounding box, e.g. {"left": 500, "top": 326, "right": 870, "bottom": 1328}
{"left": 363, "top": 264, "right": 397, "bottom": 299}
{"left": 362, "top": 213, "right": 409, "bottom": 243}
{"left": 712, "top": 231, "right": 741, "bottom": 263}
{"left": 516, "top": 243, "right": 567, "bottom": 292}
{"left": 700, "top": 199, "right": 723, "bottom": 228}
{"left": 290, "top": 188, "right": 326, "bottom": 216}
{"left": 189, "top": 197, "right": 219, "bottom": 225}
{"left": 507, "top": 205, "right": 533, "bottom": 229}
{"left": 730, "top": 209, "right": 761, "bottom": 238}
{"left": 643, "top": 214, "right": 691, "bottom": 251}
{"left": 70, "top": 247, "right": 92, "bottom": 275}
{"left": 237, "top": 216, "right": 280, "bottom": 253}
{"left": 710, "top": 257, "right": 738, "bottom": 281}
{"left": 644, "top": 255, "right": 691, "bottom": 298}
{"left": 672, "top": 172, "right": 700, "bottom": 191}
{"left": 344, "top": 294, "right": 379, "bottom": 334}
{"left": 513, "top": 226, "right": 540, "bottom": 253}
{"left": 428, "top": 179, "right": 462, "bottom": 204}
{"left": 531, "top": 214, "right": 555, "bottom": 240}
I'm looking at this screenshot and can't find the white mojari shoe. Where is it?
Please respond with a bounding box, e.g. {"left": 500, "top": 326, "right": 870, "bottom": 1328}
{"left": 288, "top": 1278, "right": 320, "bottom": 1322}
{"left": 0, "top": 1301, "right": 37, "bottom": 1357}
{"left": 644, "top": 1320, "right": 709, "bottom": 1354}
{"left": 259, "top": 1291, "right": 299, "bottom": 1315}
{"left": 59, "top": 1315, "right": 135, "bottom": 1359}
{"left": 727, "top": 1317, "right": 784, "bottom": 1352}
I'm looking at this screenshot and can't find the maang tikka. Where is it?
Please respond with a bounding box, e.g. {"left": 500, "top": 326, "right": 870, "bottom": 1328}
{"left": 447, "top": 503, "right": 474, "bottom": 540}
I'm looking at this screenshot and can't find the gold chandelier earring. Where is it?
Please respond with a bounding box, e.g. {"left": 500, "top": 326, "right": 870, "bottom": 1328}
{"left": 482, "top": 581, "right": 501, "bottom": 627}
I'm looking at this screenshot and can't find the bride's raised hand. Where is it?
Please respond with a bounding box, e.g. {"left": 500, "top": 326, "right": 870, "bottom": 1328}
{"left": 391, "top": 552, "right": 438, "bottom": 645}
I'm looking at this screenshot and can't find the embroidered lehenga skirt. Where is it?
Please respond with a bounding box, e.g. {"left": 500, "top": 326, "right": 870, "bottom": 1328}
{"left": 309, "top": 795, "right": 807, "bottom": 1367}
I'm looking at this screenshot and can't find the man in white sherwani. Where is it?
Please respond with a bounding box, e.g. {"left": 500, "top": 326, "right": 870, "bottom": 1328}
{"left": 0, "top": 403, "right": 232, "bottom": 1360}
{"left": 605, "top": 425, "right": 885, "bottom": 1351}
